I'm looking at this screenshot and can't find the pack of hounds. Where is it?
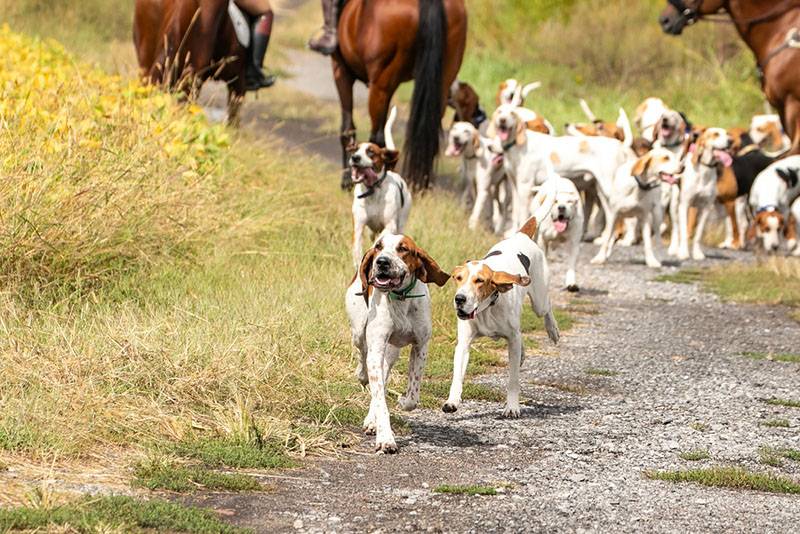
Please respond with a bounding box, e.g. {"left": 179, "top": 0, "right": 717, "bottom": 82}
{"left": 345, "top": 78, "right": 800, "bottom": 454}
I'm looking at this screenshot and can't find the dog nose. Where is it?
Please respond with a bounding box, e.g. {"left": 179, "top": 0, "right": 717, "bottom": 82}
{"left": 351, "top": 154, "right": 362, "bottom": 163}
{"left": 376, "top": 256, "right": 390, "bottom": 269}
{"left": 454, "top": 294, "right": 467, "bottom": 306}
{"left": 558, "top": 205, "right": 566, "bottom": 212}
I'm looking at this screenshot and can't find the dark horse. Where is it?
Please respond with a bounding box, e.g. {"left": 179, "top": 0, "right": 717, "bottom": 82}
{"left": 660, "top": 0, "right": 800, "bottom": 154}
{"left": 134, "top": 0, "right": 246, "bottom": 122}
{"left": 334, "top": 0, "right": 468, "bottom": 190}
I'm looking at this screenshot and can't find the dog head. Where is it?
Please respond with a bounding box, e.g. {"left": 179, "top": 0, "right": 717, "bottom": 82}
{"left": 691, "top": 127, "right": 733, "bottom": 167}
{"left": 631, "top": 137, "right": 654, "bottom": 157}
{"left": 747, "top": 208, "right": 785, "bottom": 253}
{"left": 564, "top": 120, "right": 624, "bottom": 141}
{"left": 446, "top": 122, "right": 481, "bottom": 158}
{"left": 451, "top": 261, "right": 530, "bottom": 320}
{"left": 749, "top": 114, "right": 787, "bottom": 153}
{"left": 487, "top": 105, "right": 528, "bottom": 148}
{"left": 495, "top": 79, "right": 542, "bottom": 107}
{"left": 348, "top": 142, "right": 399, "bottom": 186}
{"left": 551, "top": 186, "right": 581, "bottom": 235}
{"left": 358, "top": 233, "right": 449, "bottom": 304}
{"left": 655, "top": 110, "right": 690, "bottom": 147}
{"left": 632, "top": 147, "right": 684, "bottom": 186}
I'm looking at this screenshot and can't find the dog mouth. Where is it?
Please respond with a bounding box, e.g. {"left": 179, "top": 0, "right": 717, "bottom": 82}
{"left": 713, "top": 149, "right": 733, "bottom": 167}
{"left": 659, "top": 172, "right": 678, "bottom": 185}
{"left": 446, "top": 140, "right": 465, "bottom": 157}
{"left": 351, "top": 165, "right": 378, "bottom": 184}
{"left": 660, "top": 125, "right": 676, "bottom": 139}
{"left": 554, "top": 214, "right": 570, "bottom": 233}
{"left": 371, "top": 271, "right": 403, "bottom": 290}
{"left": 456, "top": 308, "right": 477, "bottom": 320}
{"left": 497, "top": 124, "right": 512, "bottom": 142}
{"left": 491, "top": 153, "right": 504, "bottom": 167}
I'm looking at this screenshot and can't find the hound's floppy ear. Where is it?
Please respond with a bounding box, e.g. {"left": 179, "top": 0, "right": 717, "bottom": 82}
{"left": 745, "top": 217, "right": 760, "bottom": 244}
{"left": 472, "top": 130, "right": 484, "bottom": 157}
{"left": 692, "top": 131, "right": 707, "bottom": 166}
{"left": 495, "top": 81, "right": 507, "bottom": 106}
{"left": 358, "top": 247, "right": 378, "bottom": 305}
{"left": 632, "top": 154, "right": 652, "bottom": 177}
{"left": 413, "top": 246, "right": 450, "bottom": 287}
{"left": 777, "top": 168, "right": 799, "bottom": 188}
{"left": 515, "top": 114, "right": 528, "bottom": 146}
{"left": 382, "top": 148, "right": 400, "bottom": 171}
{"left": 486, "top": 109, "right": 499, "bottom": 138}
{"left": 491, "top": 271, "right": 530, "bottom": 293}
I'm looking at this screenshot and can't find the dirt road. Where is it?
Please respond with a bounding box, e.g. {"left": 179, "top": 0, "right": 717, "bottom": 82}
{"left": 186, "top": 55, "right": 800, "bottom": 533}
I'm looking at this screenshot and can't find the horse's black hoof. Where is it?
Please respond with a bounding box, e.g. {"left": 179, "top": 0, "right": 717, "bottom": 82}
{"left": 442, "top": 403, "right": 458, "bottom": 413}
{"left": 341, "top": 169, "right": 353, "bottom": 191}
{"left": 566, "top": 285, "right": 580, "bottom": 293}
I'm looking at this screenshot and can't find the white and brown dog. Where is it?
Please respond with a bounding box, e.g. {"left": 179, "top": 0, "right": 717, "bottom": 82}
{"left": 496, "top": 78, "right": 542, "bottom": 107}
{"left": 444, "top": 187, "right": 560, "bottom": 418}
{"left": 747, "top": 156, "right": 800, "bottom": 252}
{"left": 749, "top": 114, "right": 791, "bottom": 155}
{"left": 532, "top": 177, "right": 584, "bottom": 292}
{"left": 346, "top": 233, "right": 450, "bottom": 453}
{"left": 591, "top": 148, "right": 684, "bottom": 268}
{"left": 634, "top": 97, "right": 670, "bottom": 142}
{"left": 446, "top": 121, "right": 509, "bottom": 233}
{"left": 350, "top": 107, "right": 412, "bottom": 268}
{"left": 674, "top": 127, "right": 733, "bottom": 260}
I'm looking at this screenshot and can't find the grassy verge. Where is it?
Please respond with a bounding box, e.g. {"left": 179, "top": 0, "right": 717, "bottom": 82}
{"left": 646, "top": 466, "right": 800, "bottom": 494}
{"left": 762, "top": 419, "right": 791, "bottom": 428}
{"left": 434, "top": 484, "right": 497, "bottom": 496}
{"left": 0, "top": 495, "right": 248, "bottom": 533}
{"left": 679, "top": 450, "right": 710, "bottom": 462}
{"left": 742, "top": 352, "right": 800, "bottom": 363}
{"left": 133, "top": 460, "right": 262, "bottom": 493}
{"left": 762, "top": 398, "right": 800, "bottom": 409}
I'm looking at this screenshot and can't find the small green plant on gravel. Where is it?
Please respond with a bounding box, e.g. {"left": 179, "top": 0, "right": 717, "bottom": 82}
{"left": 585, "top": 368, "right": 618, "bottom": 377}
{"left": 742, "top": 352, "right": 800, "bottom": 363}
{"left": 173, "top": 437, "right": 295, "bottom": 470}
{"left": 655, "top": 268, "right": 705, "bottom": 285}
{"left": 0, "top": 495, "right": 248, "bottom": 533}
{"left": 760, "top": 447, "right": 800, "bottom": 467}
{"left": 762, "top": 419, "right": 791, "bottom": 428}
{"left": 762, "top": 398, "right": 800, "bottom": 409}
{"left": 679, "top": 450, "right": 710, "bottom": 461}
{"left": 133, "top": 459, "right": 261, "bottom": 493}
{"left": 419, "top": 381, "right": 505, "bottom": 409}
{"left": 434, "top": 485, "right": 497, "bottom": 496}
{"left": 689, "top": 422, "right": 709, "bottom": 432}
{"left": 646, "top": 466, "right": 800, "bottom": 494}
{"left": 530, "top": 381, "right": 588, "bottom": 395}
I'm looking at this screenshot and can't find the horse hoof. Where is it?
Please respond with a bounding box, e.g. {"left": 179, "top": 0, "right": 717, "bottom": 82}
{"left": 341, "top": 170, "right": 354, "bottom": 191}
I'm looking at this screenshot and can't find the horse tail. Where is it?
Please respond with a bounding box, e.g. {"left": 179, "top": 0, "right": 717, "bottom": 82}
{"left": 404, "top": 0, "right": 447, "bottom": 190}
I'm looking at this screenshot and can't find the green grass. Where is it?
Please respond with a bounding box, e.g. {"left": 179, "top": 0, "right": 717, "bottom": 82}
{"left": 585, "top": 368, "right": 618, "bottom": 377}
{"left": 434, "top": 484, "right": 497, "bottom": 496}
{"left": 419, "top": 380, "right": 505, "bottom": 409}
{"left": 646, "top": 466, "right": 800, "bottom": 494}
{"left": 689, "top": 422, "right": 709, "bottom": 432}
{"left": 174, "top": 437, "right": 295, "bottom": 470}
{"left": 762, "top": 419, "right": 791, "bottom": 428}
{"left": 133, "top": 460, "right": 262, "bottom": 493}
{"left": 742, "top": 352, "right": 800, "bottom": 363}
{"left": 0, "top": 495, "right": 248, "bottom": 533}
{"left": 679, "top": 450, "right": 710, "bottom": 462}
{"left": 762, "top": 398, "right": 800, "bottom": 409}
{"left": 655, "top": 268, "right": 704, "bottom": 285}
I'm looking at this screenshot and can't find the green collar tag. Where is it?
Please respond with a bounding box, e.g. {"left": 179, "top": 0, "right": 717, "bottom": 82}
{"left": 389, "top": 276, "right": 425, "bottom": 301}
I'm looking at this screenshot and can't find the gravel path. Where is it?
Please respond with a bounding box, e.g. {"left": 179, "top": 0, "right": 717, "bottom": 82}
{"left": 186, "top": 246, "right": 800, "bottom": 533}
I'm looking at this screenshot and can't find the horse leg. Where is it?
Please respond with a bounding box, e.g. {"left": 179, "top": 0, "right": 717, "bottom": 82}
{"left": 368, "top": 83, "right": 396, "bottom": 148}
{"left": 333, "top": 55, "right": 356, "bottom": 189}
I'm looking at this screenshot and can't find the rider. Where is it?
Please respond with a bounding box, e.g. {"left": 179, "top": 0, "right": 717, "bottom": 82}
{"left": 235, "top": 0, "right": 276, "bottom": 89}
{"left": 307, "top": 0, "right": 339, "bottom": 55}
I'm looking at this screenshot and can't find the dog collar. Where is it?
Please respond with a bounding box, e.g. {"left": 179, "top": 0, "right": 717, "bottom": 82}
{"left": 502, "top": 139, "right": 516, "bottom": 152}
{"left": 356, "top": 170, "right": 388, "bottom": 199}
{"left": 633, "top": 174, "right": 662, "bottom": 191}
{"left": 756, "top": 205, "right": 779, "bottom": 214}
{"left": 389, "top": 276, "right": 425, "bottom": 301}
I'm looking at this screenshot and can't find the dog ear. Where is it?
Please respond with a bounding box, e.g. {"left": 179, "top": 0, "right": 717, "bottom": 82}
{"left": 495, "top": 81, "right": 507, "bottom": 106}
{"left": 358, "top": 247, "right": 378, "bottom": 305}
{"left": 491, "top": 270, "right": 530, "bottom": 293}
{"left": 382, "top": 148, "right": 400, "bottom": 171}
{"left": 472, "top": 130, "right": 483, "bottom": 158}
{"left": 515, "top": 115, "right": 528, "bottom": 146}
{"left": 777, "top": 168, "right": 799, "bottom": 188}
{"left": 745, "top": 215, "right": 760, "bottom": 244}
{"left": 632, "top": 154, "right": 652, "bottom": 177}
{"left": 692, "top": 132, "right": 707, "bottom": 166}
{"left": 450, "top": 264, "right": 466, "bottom": 284}
{"left": 346, "top": 141, "right": 358, "bottom": 154}
{"left": 413, "top": 246, "right": 450, "bottom": 287}
{"left": 486, "top": 109, "right": 499, "bottom": 138}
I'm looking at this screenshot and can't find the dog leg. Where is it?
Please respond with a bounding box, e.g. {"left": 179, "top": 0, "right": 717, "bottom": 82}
{"left": 565, "top": 231, "right": 581, "bottom": 292}
{"left": 503, "top": 334, "right": 523, "bottom": 418}
{"left": 591, "top": 210, "right": 617, "bottom": 265}
{"left": 677, "top": 200, "right": 691, "bottom": 260}
{"left": 443, "top": 322, "right": 475, "bottom": 413}
{"left": 642, "top": 212, "right": 662, "bottom": 268}
{"left": 692, "top": 205, "right": 711, "bottom": 260}
{"left": 364, "top": 339, "right": 397, "bottom": 453}
{"left": 352, "top": 220, "right": 365, "bottom": 269}
{"left": 527, "top": 269, "right": 560, "bottom": 344}
{"left": 469, "top": 188, "right": 491, "bottom": 230}
{"left": 667, "top": 185, "right": 681, "bottom": 257}
{"left": 398, "top": 343, "right": 426, "bottom": 411}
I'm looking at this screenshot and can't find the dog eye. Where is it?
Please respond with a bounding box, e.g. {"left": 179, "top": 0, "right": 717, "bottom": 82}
{"left": 475, "top": 278, "right": 484, "bottom": 284}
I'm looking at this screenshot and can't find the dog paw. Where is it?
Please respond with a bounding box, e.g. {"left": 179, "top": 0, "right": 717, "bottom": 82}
{"left": 375, "top": 439, "right": 398, "bottom": 454}
{"left": 645, "top": 259, "right": 662, "bottom": 269}
{"left": 442, "top": 402, "right": 458, "bottom": 413}
{"left": 362, "top": 415, "right": 377, "bottom": 435}
{"left": 355, "top": 366, "right": 368, "bottom": 387}
{"left": 566, "top": 284, "right": 580, "bottom": 293}
{"left": 502, "top": 404, "right": 521, "bottom": 418}
{"left": 589, "top": 254, "right": 605, "bottom": 265}
{"left": 397, "top": 395, "right": 417, "bottom": 412}
{"left": 691, "top": 251, "right": 706, "bottom": 261}
{"left": 592, "top": 236, "right": 604, "bottom": 245}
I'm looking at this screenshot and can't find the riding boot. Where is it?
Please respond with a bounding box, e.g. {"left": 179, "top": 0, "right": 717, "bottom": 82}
{"left": 246, "top": 13, "right": 276, "bottom": 91}
{"left": 308, "top": 0, "right": 339, "bottom": 55}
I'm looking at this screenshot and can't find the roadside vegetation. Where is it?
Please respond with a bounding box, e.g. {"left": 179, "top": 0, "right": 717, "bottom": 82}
{"left": 646, "top": 466, "right": 800, "bottom": 495}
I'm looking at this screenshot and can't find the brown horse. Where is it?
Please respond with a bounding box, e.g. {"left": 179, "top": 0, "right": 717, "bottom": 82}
{"left": 659, "top": 0, "right": 800, "bottom": 154}
{"left": 134, "top": 0, "right": 246, "bottom": 122}
{"left": 334, "top": 0, "right": 468, "bottom": 190}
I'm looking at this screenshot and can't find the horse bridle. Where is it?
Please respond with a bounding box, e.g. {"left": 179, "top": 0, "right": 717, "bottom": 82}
{"left": 668, "top": 0, "right": 703, "bottom": 26}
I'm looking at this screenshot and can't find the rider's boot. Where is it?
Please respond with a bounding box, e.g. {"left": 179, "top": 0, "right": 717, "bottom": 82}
{"left": 246, "top": 13, "right": 276, "bottom": 91}
{"left": 308, "top": 0, "right": 339, "bottom": 55}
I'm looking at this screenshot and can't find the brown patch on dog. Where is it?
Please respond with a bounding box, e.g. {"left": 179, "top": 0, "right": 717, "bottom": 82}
{"left": 785, "top": 213, "right": 797, "bottom": 241}
{"left": 495, "top": 81, "right": 509, "bottom": 106}
{"left": 363, "top": 143, "right": 399, "bottom": 172}
{"left": 526, "top": 117, "right": 551, "bottom": 134}
{"left": 758, "top": 121, "right": 784, "bottom": 152}
{"left": 632, "top": 137, "right": 653, "bottom": 157}
{"left": 727, "top": 127, "right": 749, "bottom": 155}
{"left": 747, "top": 211, "right": 785, "bottom": 243}
{"left": 631, "top": 154, "right": 652, "bottom": 177}
{"left": 549, "top": 151, "right": 562, "bottom": 165}
{"left": 613, "top": 217, "right": 626, "bottom": 240}
{"left": 519, "top": 216, "right": 538, "bottom": 239}
{"left": 450, "top": 81, "right": 481, "bottom": 124}
{"left": 396, "top": 236, "right": 450, "bottom": 286}
{"left": 453, "top": 264, "right": 529, "bottom": 303}
{"left": 358, "top": 246, "right": 379, "bottom": 305}
{"left": 716, "top": 166, "right": 739, "bottom": 202}
{"left": 579, "top": 140, "right": 590, "bottom": 153}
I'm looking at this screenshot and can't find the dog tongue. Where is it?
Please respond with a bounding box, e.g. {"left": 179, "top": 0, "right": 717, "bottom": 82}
{"left": 554, "top": 220, "right": 568, "bottom": 233}
{"left": 714, "top": 149, "right": 733, "bottom": 167}
{"left": 498, "top": 129, "right": 510, "bottom": 142}
{"left": 445, "top": 144, "right": 462, "bottom": 157}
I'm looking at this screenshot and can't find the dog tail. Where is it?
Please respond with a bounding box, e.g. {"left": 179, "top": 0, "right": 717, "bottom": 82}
{"left": 618, "top": 107, "right": 633, "bottom": 149}
{"left": 579, "top": 99, "right": 596, "bottom": 122}
{"left": 519, "top": 171, "right": 559, "bottom": 239}
{"left": 384, "top": 105, "right": 398, "bottom": 151}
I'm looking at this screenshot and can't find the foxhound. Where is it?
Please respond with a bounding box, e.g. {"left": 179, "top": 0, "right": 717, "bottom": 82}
{"left": 747, "top": 156, "right": 800, "bottom": 252}
{"left": 445, "top": 184, "right": 560, "bottom": 418}
{"left": 564, "top": 100, "right": 630, "bottom": 142}
{"left": 345, "top": 233, "right": 450, "bottom": 453}
{"left": 446, "top": 121, "right": 509, "bottom": 234}
{"left": 448, "top": 80, "right": 487, "bottom": 129}
{"left": 350, "top": 107, "right": 412, "bottom": 268}
{"left": 591, "top": 147, "right": 684, "bottom": 268}
{"left": 496, "top": 78, "right": 542, "bottom": 107}
{"left": 674, "top": 127, "right": 733, "bottom": 260}
{"left": 533, "top": 177, "right": 584, "bottom": 292}
{"left": 634, "top": 97, "right": 669, "bottom": 142}
{"left": 749, "top": 114, "right": 791, "bottom": 155}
